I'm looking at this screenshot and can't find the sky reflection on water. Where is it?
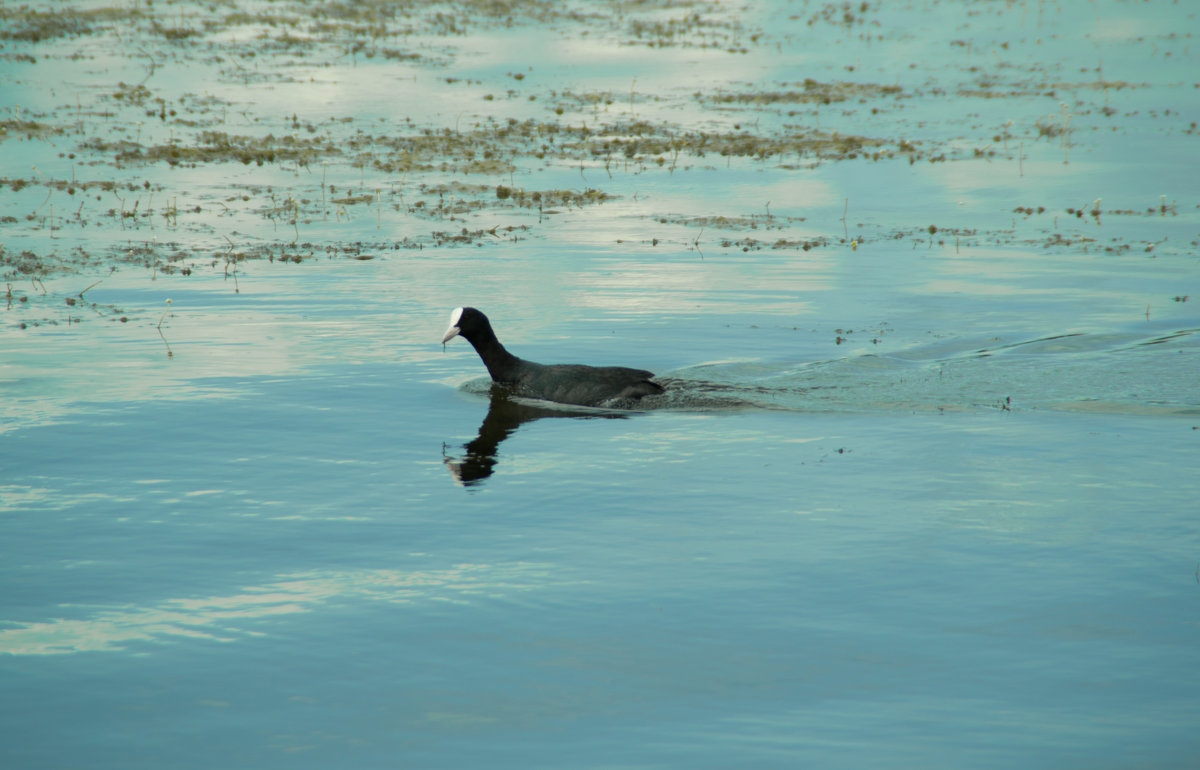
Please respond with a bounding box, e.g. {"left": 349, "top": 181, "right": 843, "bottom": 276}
{"left": 1, "top": 0, "right": 1198, "bottom": 767}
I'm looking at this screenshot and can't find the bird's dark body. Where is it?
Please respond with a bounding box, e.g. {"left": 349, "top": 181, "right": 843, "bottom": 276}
{"left": 504, "top": 361, "right": 662, "bottom": 406}
{"left": 442, "top": 307, "right": 664, "bottom": 407}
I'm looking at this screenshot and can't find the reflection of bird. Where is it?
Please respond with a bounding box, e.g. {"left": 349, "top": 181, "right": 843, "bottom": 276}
{"left": 441, "top": 306, "right": 664, "bottom": 407}
{"left": 443, "top": 387, "right": 629, "bottom": 486}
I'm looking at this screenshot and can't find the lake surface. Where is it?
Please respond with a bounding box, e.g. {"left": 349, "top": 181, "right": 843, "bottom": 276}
{"left": 2, "top": 1, "right": 1199, "bottom": 767}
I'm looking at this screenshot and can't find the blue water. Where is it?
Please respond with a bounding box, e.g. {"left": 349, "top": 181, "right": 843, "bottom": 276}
{"left": 3, "top": 361, "right": 1198, "bottom": 767}
{"left": 3, "top": 0, "right": 1200, "bottom": 767}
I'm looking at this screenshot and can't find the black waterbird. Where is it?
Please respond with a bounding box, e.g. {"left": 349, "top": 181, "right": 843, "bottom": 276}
{"left": 441, "top": 306, "right": 664, "bottom": 407}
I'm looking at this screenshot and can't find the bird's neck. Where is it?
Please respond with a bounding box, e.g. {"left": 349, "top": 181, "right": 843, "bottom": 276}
{"left": 465, "top": 330, "right": 522, "bottom": 383}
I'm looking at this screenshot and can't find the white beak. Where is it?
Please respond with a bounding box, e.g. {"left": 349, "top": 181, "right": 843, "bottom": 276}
{"left": 441, "top": 307, "right": 465, "bottom": 345}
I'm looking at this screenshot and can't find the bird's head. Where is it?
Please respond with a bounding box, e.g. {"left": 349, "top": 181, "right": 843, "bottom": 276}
{"left": 441, "top": 306, "right": 489, "bottom": 346}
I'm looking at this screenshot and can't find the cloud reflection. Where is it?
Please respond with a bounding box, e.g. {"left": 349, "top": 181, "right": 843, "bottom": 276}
{"left": 0, "top": 562, "right": 552, "bottom": 656}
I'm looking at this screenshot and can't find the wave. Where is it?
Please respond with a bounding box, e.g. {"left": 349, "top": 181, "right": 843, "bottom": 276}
{"left": 641, "top": 326, "right": 1200, "bottom": 415}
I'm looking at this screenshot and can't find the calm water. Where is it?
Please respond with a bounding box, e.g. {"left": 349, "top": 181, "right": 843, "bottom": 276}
{"left": 3, "top": 1, "right": 1199, "bottom": 767}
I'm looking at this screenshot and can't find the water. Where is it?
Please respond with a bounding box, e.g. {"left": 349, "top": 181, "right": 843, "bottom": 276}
{"left": 3, "top": 1, "right": 1200, "bottom": 767}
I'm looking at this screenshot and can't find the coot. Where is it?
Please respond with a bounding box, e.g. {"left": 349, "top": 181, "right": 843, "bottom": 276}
{"left": 441, "top": 307, "right": 664, "bottom": 407}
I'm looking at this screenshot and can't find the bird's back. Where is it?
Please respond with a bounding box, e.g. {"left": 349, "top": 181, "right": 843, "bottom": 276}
{"left": 511, "top": 361, "right": 663, "bottom": 407}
